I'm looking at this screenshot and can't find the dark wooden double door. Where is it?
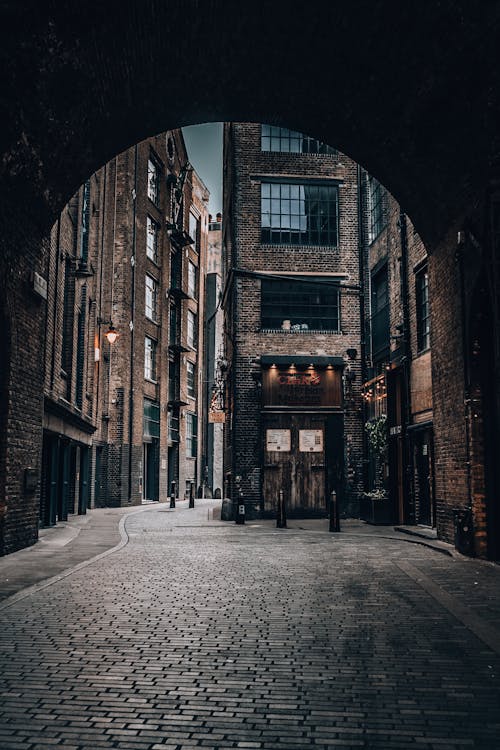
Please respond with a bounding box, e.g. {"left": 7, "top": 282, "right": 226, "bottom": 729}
{"left": 262, "top": 412, "right": 343, "bottom": 518}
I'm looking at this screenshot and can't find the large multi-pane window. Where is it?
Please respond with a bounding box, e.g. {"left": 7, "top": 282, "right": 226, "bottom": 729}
{"left": 143, "top": 399, "right": 160, "bottom": 438}
{"left": 186, "top": 413, "right": 197, "bottom": 458}
{"left": 187, "top": 309, "right": 197, "bottom": 348}
{"left": 261, "top": 278, "right": 340, "bottom": 332}
{"left": 261, "top": 182, "right": 338, "bottom": 246}
{"left": 368, "top": 175, "right": 385, "bottom": 243}
{"left": 188, "top": 260, "right": 197, "bottom": 298}
{"left": 145, "top": 275, "right": 158, "bottom": 322}
{"left": 169, "top": 303, "right": 178, "bottom": 346}
{"left": 144, "top": 336, "right": 157, "bottom": 381}
{"left": 146, "top": 216, "right": 159, "bottom": 262}
{"left": 189, "top": 212, "right": 199, "bottom": 250}
{"left": 186, "top": 361, "right": 195, "bottom": 398}
{"left": 261, "top": 125, "right": 337, "bottom": 155}
{"left": 416, "top": 266, "right": 430, "bottom": 352}
{"left": 147, "top": 157, "right": 160, "bottom": 205}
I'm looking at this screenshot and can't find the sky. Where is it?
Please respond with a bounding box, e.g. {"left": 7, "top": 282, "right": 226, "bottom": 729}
{"left": 182, "top": 123, "right": 223, "bottom": 217}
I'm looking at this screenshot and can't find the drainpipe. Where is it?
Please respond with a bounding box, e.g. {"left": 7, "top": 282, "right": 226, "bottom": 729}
{"left": 398, "top": 211, "right": 414, "bottom": 522}
{"left": 456, "top": 237, "right": 473, "bottom": 509}
{"left": 127, "top": 146, "right": 138, "bottom": 502}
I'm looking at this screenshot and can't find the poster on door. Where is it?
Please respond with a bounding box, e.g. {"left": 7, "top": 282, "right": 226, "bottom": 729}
{"left": 299, "top": 429, "right": 323, "bottom": 452}
{"left": 266, "top": 429, "right": 291, "bottom": 452}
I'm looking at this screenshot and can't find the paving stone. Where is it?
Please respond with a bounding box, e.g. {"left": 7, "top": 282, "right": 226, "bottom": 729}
{"left": 0, "top": 503, "right": 499, "bottom": 749}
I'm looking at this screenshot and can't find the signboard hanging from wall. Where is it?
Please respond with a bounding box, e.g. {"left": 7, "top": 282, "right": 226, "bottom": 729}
{"left": 209, "top": 411, "right": 226, "bottom": 423}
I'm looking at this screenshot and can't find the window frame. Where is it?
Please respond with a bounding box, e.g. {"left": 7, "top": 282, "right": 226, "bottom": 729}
{"left": 186, "top": 412, "right": 198, "bottom": 458}
{"left": 261, "top": 125, "right": 337, "bottom": 156}
{"left": 187, "top": 309, "right": 197, "bottom": 349}
{"left": 260, "top": 277, "right": 341, "bottom": 332}
{"left": 368, "top": 175, "right": 385, "bottom": 243}
{"left": 146, "top": 215, "right": 159, "bottom": 263}
{"left": 186, "top": 360, "right": 196, "bottom": 399}
{"left": 416, "top": 266, "right": 430, "bottom": 353}
{"left": 260, "top": 180, "right": 339, "bottom": 247}
{"left": 145, "top": 274, "right": 159, "bottom": 322}
{"left": 147, "top": 156, "right": 161, "bottom": 206}
{"left": 188, "top": 260, "right": 197, "bottom": 299}
{"left": 144, "top": 336, "right": 157, "bottom": 381}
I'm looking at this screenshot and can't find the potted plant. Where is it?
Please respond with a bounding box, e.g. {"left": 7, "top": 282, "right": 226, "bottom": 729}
{"left": 361, "top": 414, "right": 392, "bottom": 524}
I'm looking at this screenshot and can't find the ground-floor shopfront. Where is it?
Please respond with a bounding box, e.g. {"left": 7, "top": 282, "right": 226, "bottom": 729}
{"left": 259, "top": 356, "right": 347, "bottom": 519}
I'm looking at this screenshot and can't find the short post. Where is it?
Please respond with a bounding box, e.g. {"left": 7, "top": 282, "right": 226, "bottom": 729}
{"left": 277, "top": 488, "right": 287, "bottom": 528}
{"left": 189, "top": 481, "right": 195, "bottom": 508}
{"left": 169, "top": 481, "right": 176, "bottom": 509}
{"left": 329, "top": 489, "right": 340, "bottom": 532}
{"left": 235, "top": 493, "right": 245, "bottom": 525}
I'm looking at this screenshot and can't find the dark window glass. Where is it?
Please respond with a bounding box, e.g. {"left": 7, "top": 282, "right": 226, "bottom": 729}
{"left": 75, "top": 285, "right": 87, "bottom": 408}
{"left": 261, "top": 278, "right": 340, "bottom": 331}
{"left": 148, "top": 157, "right": 160, "bottom": 205}
{"left": 416, "top": 267, "right": 430, "bottom": 352}
{"left": 368, "top": 176, "right": 385, "bottom": 242}
{"left": 143, "top": 399, "right": 160, "bottom": 439}
{"left": 261, "top": 125, "right": 337, "bottom": 155}
{"left": 261, "top": 182, "right": 338, "bottom": 246}
{"left": 187, "top": 361, "right": 195, "bottom": 398}
{"left": 169, "top": 303, "right": 178, "bottom": 346}
{"left": 370, "top": 266, "right": 390, "bottom": 361}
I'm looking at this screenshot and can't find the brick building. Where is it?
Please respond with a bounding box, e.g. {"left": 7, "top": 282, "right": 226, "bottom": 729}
{"left": 39, "top": 130, "right": 209, "bottom": 530}
{"left": 361, "top": 177, "right": 433, "bottom": 527}
{"left": 222, "top": 123, "right": 364, "bottom": 518}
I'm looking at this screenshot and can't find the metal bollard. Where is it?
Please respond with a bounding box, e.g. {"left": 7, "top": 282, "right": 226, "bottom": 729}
{"left": 277, "top": 488, "right": 287, "bottom": 528}
{"left": 169, "top": 481, "right": 176, "bottom": 509}
{"left": 329, "top": 490, "right": 340, "bottom": 532}
{"left": 235, "top": 495, "right": 245, "bottom": 524}
{"left": 189, "top": 482, "right": 195, "bottom": 508}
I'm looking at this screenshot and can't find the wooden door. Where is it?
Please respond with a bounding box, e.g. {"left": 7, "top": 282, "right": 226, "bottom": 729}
{"left": 263, "top": 414, "right": 327, "bottom": 517}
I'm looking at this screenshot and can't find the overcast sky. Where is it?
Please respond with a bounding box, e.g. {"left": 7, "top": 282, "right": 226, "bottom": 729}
{"left": 182, "top": 123, "right": 223, "bottom": 216}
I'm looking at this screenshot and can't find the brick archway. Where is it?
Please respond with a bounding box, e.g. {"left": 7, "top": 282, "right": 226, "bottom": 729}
{"left": 1, "top": 1, "right": 499, "bottom": 252}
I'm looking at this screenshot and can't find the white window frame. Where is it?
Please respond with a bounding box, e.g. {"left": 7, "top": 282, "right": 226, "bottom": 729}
{"left": 144, "top": 336, "right": 157, "bottom": 381}
{"left": 145, "top": 275, "right": 158, "bottom": 322}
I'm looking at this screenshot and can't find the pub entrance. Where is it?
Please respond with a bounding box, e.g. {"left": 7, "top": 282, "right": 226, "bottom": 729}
{"left": 260, "top": 356, "right": 345, "bottom": 518}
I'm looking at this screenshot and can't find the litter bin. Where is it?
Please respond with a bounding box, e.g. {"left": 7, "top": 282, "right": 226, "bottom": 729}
{"left": 453, "top": 507, "right": 474, "bottom": 556}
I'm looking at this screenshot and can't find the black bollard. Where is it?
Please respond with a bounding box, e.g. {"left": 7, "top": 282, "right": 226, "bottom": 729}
{"left": 235, "top": 494, "right": 245, "bottom": 524}
{"left": 170, "top": 481, "right": 176, "bottom": 509}
{"left": 329, "top": 490, "right": 340, "bottom": 532}
{"left": 277, "top": 488, "right": 287, "bottom": 528}
{"left": 189, "top": 482, "right": 195, "bottom": 508}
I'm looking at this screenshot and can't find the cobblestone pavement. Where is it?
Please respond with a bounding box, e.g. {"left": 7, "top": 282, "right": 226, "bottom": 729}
{"left": 0, "top": 500, "right": 499, "bottom": 750}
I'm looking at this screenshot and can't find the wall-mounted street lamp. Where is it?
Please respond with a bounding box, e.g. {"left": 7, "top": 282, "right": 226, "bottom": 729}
{"left": 98, "top": 317, "right": 119, "bottom": 345}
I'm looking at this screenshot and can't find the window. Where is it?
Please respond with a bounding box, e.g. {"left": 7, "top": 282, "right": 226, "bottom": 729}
{"left": 188, "top": 260, "right": 197, "bottom": 298}
{"left": 368, "top": 175, "right": 385, "bottom": 242}
{"left": 143, "top": 399, "right": 160, "bottom": 438}
{"left": 261, "top": 182, "right": 338, "bottom": 246}
{"left": 261, "top": 278, "right": 340, "bottom": 331}
{"left": 187, "top": 309, "right": 197, "bottom": 348}
{"left": 146, "top": 216, "right": 159, "bottom": 262}
{"left": 187, "top": 361, "right": 195, "bottom": 398}
{"left": 186, "top": 413, "right": 197, "bottom": 458}
{"left": 144, "top": 336, "right": 157, "bottom": 381}
{"left": 416, "top": 267, "right": 430, "bottom": 352}
{"left": 147, "top": 157, "right": 160, "bottom": 205}
{"left": 80, "top": 180, "right": 91, "bottom": 263}
{"left": 370, "top": 265, "right": 390, "bottom": 361}
{"left": 189, "top": 212, "right": 199, "bottom": 249}
{"left": 145, "top": 275, "right": 158, "bottom": 322}
{"left": 261, "top": 125, "right": 337, "bottom": 155}
{"left": 169, "top": 303, "right": 178, "bottom": 346}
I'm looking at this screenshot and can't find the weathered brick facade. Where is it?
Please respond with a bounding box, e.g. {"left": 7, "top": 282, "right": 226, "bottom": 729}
{"left": 222, "top": 123, "right": 364, "bottom": 518}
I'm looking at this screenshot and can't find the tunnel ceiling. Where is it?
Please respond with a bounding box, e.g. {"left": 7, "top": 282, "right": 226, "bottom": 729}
{"left": 1, "top": 0, "right": 500, "bottom": 247}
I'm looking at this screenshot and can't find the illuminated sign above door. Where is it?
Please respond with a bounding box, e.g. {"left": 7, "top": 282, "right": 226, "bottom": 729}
{"left": 262, "top": 365, "right": 342, "bottom": 408}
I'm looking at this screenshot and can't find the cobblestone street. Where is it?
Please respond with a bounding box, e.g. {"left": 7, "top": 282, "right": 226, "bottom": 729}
{"left": 1, "top": 500, "right": 499, "bottom": 750}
